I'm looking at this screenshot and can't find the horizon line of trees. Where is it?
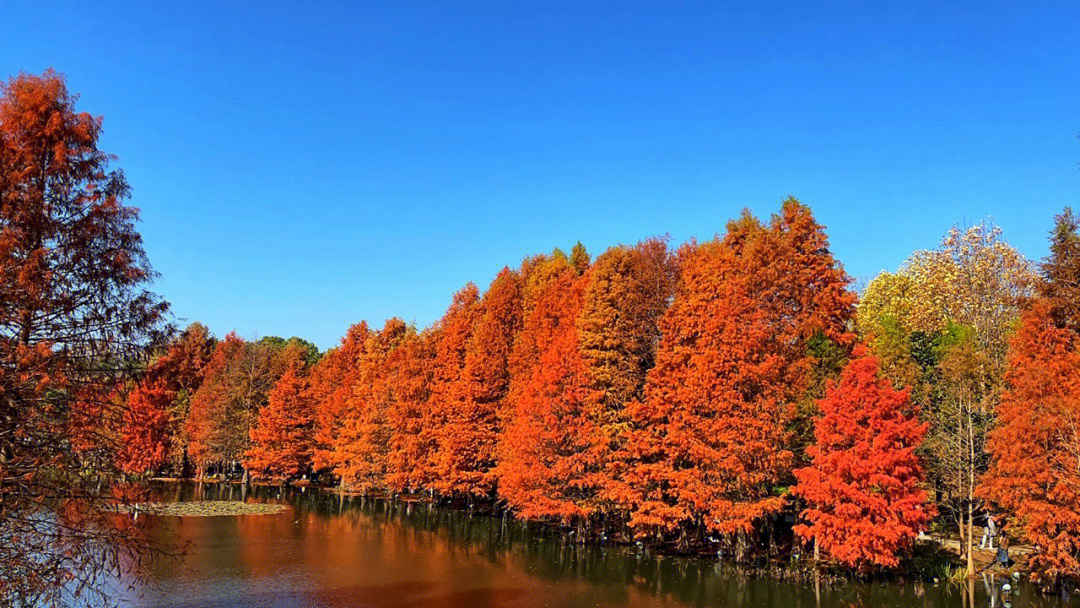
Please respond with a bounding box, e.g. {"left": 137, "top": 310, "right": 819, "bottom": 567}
{"left": 117, "top": 198, "right": 1080, "bottom": 583}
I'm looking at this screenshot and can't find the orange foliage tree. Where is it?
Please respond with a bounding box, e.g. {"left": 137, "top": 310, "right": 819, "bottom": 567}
{"left": 792, "top": 350, "right": 933, "bottom": 569}
{"left": 332, "top": 319, "right": 410, "bottom": 492}
{"left": 427, "top": 284, "right": 484, "bottom": 497}
{"left": 116, "top": 322, "right": 216, "bottom": 476}
{"left": 0, "top": 70, "right": 171, "bottom": 603}
{"left": 311, "top": 321, "right": 370, "bottom": 480}
{"left": 116, "top": 381, "right": 174, "bottom": 475}
{"left": 246, "top": 357, "right": 314, "bottom": 480}
{"left": 186, "top": 333, "right": 247, "bottom": 477}
{"left": 185, "top": 334, "right": 304, "bottom": 479}
{"left": 452, "top": 268, "right": 524, "bottom": 499}
{"left": 617, "top": 199, "right": 855, "bottom": 548}
{"left": 385, "top": 328, "right": 436, "bottom": 493}
{"left": 498, "top": 253, "right": 606, "bottom": 524}
{"left": 578, "top": 239, "right": 677, "bottom": 509}
{"left": 149, "top": 322, "right": 216, "bottom": 472}
{"left": 982, "top": 300, "right": 1080, "bottom": 584}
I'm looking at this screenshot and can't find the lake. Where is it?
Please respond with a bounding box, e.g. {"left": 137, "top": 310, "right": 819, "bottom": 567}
{"left": 118, "top": 483, "right": 1078, "bottom": 608}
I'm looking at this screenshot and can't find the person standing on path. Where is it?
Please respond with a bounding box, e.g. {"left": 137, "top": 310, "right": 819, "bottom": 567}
{"left": 981, "top": 513, "right": 998, "bottom": 550}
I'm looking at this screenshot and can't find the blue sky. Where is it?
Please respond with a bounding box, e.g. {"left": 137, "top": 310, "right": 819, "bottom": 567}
{"left": 4, "top": 1, "right": 1078, "bottom": 349}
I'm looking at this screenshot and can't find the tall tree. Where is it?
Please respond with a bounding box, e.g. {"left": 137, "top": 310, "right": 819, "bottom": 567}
{"left": 332, "top": 319, "right": 410, "bottom": 492}
{"left": 577, "top": 239, "right": 677, "bottom": 509}
{"left": 311, "top": 321, "right": 370, "bottom": 479}
{"left": 245, "top": 357, "right": 315, "bottom": 480}
{"left": 384, "top": 328, "right": 435, "bottom": 494}
{"left": 618, "top": 199, "right": 855, "bottom": 552}
{"left": 0, "top": 70, "right": 171, "bottom": 604}
{"left": 792, "top": 351, "right": 932, "bottom": 570}
{"left": 186, "top": 333, "right": 246, "bottom": 477}
{"left": 450, "top": 267, "right": 524, "bottom": 498}
{"left": 498, "top": 256, "right": 605, "bottom": 525}
{"left": 185, "top": 335, "right": 300, "bottom": 479}
{"left": 115, "top": 380, "right": 174, "bottom": 476}
{"left": 858, "top": 221, "right": 1035, "bottom": 569}
{"left": 1040, "top": 207, "right": 1080, "bottom": 331}
{"left": 982, "top": 301, "right": 1080, "bottom": 585}
{"left": 427, "top": 284, "right": 483, "bottom": 497}
{"left": 144, "top": 322, "right": 215, "bottom": 473}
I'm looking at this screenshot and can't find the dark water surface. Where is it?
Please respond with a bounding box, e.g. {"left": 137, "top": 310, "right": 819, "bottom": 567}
{"left": 118, "top": 483, "right": 1079, "bottom": 608}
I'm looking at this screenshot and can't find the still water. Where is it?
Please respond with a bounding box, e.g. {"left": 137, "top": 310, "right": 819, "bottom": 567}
{"left": 119, "top": 483, "right": 1078, "bottom": 608}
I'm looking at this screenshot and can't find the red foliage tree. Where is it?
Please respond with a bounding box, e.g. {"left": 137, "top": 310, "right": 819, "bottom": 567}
{"left": 332, "top": 318, "right": 410, "bottom": 492}
{"left": 385, "top": 329, "right": 436, "bottom": 493}
{"left": 427, "top": 284, "right": 483, "bottom": 497}
{"left": 617, "top": 200, "right": 855, "bottom": 545}
{"left": 245, "top": 358, "right": 315, "bottom": 480}
{"left": 451, "top": 268, "right": 524, "bottom": 498}
{"left": 0, "top": 70, "right": 171, "bottom": 603}
{"left": 116, "top": 381, "right": 174, "bottom": 475}
{"left": 186, "top": 333, "right": 304, "bottom": 480}
{"left": 982, "top": 301, "right": 1080, "bottom": 584}
{"left": 186, "top": 333, "right": 246, "bottom": 477}
{"left": 577, "top": 239, "right": 677, "bottom": 507}
{"left": 498, "top": 255, "right": 606, "bottom": 524}
{"left": 311, "top": 321, "right": 370, "bottom": 479}
{"left": 792, "top": 350, "right": 932, "bottom": 569}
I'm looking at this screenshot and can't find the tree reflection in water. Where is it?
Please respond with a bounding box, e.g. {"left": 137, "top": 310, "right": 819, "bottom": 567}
{"left": 120, "top": 483, "right": 1075, "bottom": 608}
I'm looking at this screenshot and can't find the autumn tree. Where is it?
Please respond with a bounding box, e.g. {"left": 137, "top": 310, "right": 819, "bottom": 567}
{"left": 858, "top": 222, "right": 1035, "bottom": 569}
{"left": 982, "top": 212, "right": 1080, "bottom": 585}
{"left": 135, "top": 322, "right": 215, "bottom": 474}
{"left": 1040, "top": 207, "right": 1080, "bottom": 331}
{"left": 115, "top": 380, "right": 174, "bottom": 476}
{"left": 186, "top": 334, "right": 302, "bottom": 480}
{"left": 246, "top": 357, "right": 315, "bottom": 480}
{"left": 385, "top": 328, "right": 436, "bottom": 493}
{"left": 446, "top": 267, "right": 524, "bottom": 499}
{"left": 498, "top": 252, "right": 608, "bottom": 525}
{"left": 311, "top": 321, "right": 370, "bottom": 480}
{"left": 982, "top": 301, "right": 1080, "bottom": 584}
{"left": 792, "top": 350, "right": 933, "bottom": 570}
{"left": 577, "top": 238, "right": 677, "bottom": 509}
{"left": 617, "top": 199, "right": 855, "bottom": 553}
{"left": 426, "top": 284, "right": 483, "bottom": 498}
{"left": 186, "top": 333, "right": 246, "bottom": 478}
{"left": 331, "top": 318, "right": 410, "bottom": 492}
{"left": 0, "top": 70, "right": 171, "bottom": 604}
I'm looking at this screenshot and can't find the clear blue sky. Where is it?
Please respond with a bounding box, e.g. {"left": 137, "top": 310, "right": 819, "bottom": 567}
{"left": 4, "top": 1, "right": 1078, "bottom": 349}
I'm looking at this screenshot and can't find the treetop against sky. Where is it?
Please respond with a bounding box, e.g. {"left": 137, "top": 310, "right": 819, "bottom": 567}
{"left": 3, "top": 0, "right": 1078, "bottom": 348}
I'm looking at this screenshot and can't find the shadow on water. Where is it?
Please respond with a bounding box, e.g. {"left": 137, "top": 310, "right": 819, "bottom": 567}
{"left": 123, "top": 482, "right": 1080, "bottom": 608}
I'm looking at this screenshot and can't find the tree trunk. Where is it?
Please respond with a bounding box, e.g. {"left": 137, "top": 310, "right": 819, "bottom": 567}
{"left": 966, "top": 406, "right": 976, "bottom": 578}
{"left": 966, "top": 501, "right": 975, "bottom": 576}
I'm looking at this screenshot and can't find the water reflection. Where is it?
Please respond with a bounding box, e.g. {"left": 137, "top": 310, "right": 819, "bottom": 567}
{"left": 121, "top": 483, "right": 1078, "bottom": 608}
